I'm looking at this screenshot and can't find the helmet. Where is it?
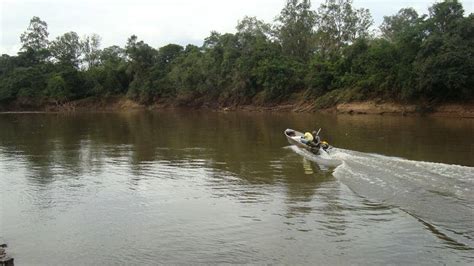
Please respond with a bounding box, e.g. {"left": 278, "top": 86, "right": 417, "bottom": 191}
{"left": 321, "top": 141, "right": 329, "bottom": 150}
{"left": 312, "top": 131, "right": 317, "bottom": 136}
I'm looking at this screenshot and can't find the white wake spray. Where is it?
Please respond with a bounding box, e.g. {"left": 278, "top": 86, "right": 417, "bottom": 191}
{"left": 287, "top": 145, "right": 474, "bottom": 249}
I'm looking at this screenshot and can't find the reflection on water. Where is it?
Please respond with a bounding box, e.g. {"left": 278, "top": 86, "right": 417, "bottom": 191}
{"left": 302, "top": 158, "right": 314, "bottom": 175}
{"left": 0, "top": 111, "right": 473, "bottom": 264}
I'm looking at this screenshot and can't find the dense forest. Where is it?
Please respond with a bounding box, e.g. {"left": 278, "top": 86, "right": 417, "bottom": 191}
{"left": 0, "top": 0, "right": 473, "bottom": 109}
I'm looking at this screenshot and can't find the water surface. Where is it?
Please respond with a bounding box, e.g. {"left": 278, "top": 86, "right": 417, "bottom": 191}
{"left": 0, "top": 111, "right": 473, "bottom": 264}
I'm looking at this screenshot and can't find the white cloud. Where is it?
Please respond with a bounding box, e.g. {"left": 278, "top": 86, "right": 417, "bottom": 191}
{"left": 1, "top": 0, "right": 473, "bottom": 55}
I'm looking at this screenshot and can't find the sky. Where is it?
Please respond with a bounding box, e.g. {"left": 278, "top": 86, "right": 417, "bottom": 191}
{"left": 1, "top": 0, "right": 473, "bottom": 55}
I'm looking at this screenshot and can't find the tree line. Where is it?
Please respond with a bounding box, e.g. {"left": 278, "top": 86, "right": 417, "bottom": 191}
{"left": 0, "top": 0, "right": 472, "bottom": 108}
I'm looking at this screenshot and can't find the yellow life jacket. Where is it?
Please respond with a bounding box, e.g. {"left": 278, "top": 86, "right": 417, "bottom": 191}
{"left": 304, "top": 132, "right": 314, "bottom": 142}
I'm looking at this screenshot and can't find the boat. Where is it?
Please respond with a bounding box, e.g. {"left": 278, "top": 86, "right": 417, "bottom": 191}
{"left": 284, "top": 128, "right": 331, "bottom": 155}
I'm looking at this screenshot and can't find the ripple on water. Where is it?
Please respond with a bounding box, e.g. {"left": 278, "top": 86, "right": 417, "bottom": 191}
{"left": 1, "top": 112, "right": 474, "bottom": 265}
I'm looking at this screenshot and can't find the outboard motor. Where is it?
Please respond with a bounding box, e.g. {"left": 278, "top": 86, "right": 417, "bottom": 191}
{"left": 321, "top": 141, "right": 330, "bottom": 151}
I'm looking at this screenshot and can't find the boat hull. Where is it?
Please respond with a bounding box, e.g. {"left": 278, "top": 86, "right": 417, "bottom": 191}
{"left": 284, "top": 129, "right": 320, "bottom": 154}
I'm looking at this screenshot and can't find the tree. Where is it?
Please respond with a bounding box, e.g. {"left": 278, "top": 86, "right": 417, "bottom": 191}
{"left": 157, "top": 44, "right": 183, "bottom": 68}
{"left": 413, "top": 0, "right": 473, "bottom": 100}
{"left": 428, "top": 0, "right": 464, "bottom": 34}
{"left": 315, "top": 0, "right": 373, "bottom": 56}
{"left": 2, "top": 0, "right": 472, "bottom": 107}
{"left": 306, "top": 54, "right": 338, "bottom": 95}
{"left": 168, "top": 47, "right": 207, "bottom": 98}
{"left": 380, "top": 8, "right": 420, "bottom": 41}
{"left": 50, "top": 31, "right": 83, "bottom": 68}
{"left": 141, "top": 44, "right": 184, "bottom": 98}
{"left": 202, "top": 32, "right": 241, "bottom": 95}
{"left": 100, "top": 45, "right": 126, "bottom": 66}
{"left": 45, "top": 74, "right": 70, "bottom": 104}
{"left": 377, "top": 8, "right": 426, "bottom": 99}
{"left": 0, "top": 55, "right": 17, "bottom": 76}
{"left": 20, "top": 17, "right": 49, "bottom": 52}
{"left": 0, "top": 65, "right": 48, "bottom": 102}
{"left": 232, "top": 17, "right": 274, "bottom": 99}
{"left": 19, "top": 16, "right": 50, "bottom": 63}
{"left": 256, "top": 55, "right": 303, "bottom": 100}
{"left": 124, "top": 35, "right": 158, "bottom": 102}
{"left": 125, "top": 35, "right": 157, "bottom": 74}
{"left": 275, "top": 0, "right": 317, "bottom": 61}
{"left": 82, "top": 34, "right": 102, "bottom": 69}
{"left": 236, "top": 16, "right": 272, "bottom": 44}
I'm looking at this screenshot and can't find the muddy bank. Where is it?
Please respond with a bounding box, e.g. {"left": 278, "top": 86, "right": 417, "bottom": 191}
{"left": 0, "top": 97, "right": 146, "bottom": 112}
{"left": 1, "top": 96, "right": 473, "bottom": 118}
{"left": 327, "top": 102, "right": 474, "bottom": 118}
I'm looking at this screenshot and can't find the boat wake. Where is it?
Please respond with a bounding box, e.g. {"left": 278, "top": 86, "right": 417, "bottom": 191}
{"left": 286, "top": 145, "right": 474, "bottom": 250}
{"left": 284, "top": 145, "right": 342, "bottom": 169}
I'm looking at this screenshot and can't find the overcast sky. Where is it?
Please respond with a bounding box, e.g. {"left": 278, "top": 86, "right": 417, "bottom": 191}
{"left": 1, "top": 0, "right": 473, "bottom": 55}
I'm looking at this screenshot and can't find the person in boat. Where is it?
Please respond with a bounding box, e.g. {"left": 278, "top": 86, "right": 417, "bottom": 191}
{"left": 312, "top": 130, "right": 321, "bottom": 147}
{"left": 300, "top": 131, "right": 314, "bottom": 145}
{"left": 301, "top": 130, "right": 321, "bottom": 147}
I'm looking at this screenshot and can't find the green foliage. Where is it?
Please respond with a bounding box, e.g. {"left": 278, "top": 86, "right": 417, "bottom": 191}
{"left": 315, "top": 0, "right": 373, "bottom": 57}
{"left": 0, "top": 55, "right": 18, "bottom": 76}
{"left": 233, "top": 20, "right": 276, "bottom": 99}
{"left": 256, "top": 56, "right": 303, "bottom": 100}
{"left": 1, "top": 1, "right": 473, "bottom": 108}
{"left": 380, "top": 8, "right": 420, "bottom": 41}
{"left": 168, "top": 47, "right": 207, "bottom": 97}
{"left": 306, "top": 55, "right": 338, "bottom": 96}
{"left": 0, "top": 68, "right": 30, "bottom": 102}
{"left": 19, "top": 16, "right": 50, "bottom": 63}
{"left": 157, "top": 44, "right": 183, "bottom": 68}
{"left": 81, "top": 45, "right": 129, "bottom": 96}
{"left": 309, "top": 0, "right": 473, "bottom": 102}
{"left": 100, "top": 45, "right": 126, "bottom": 66}
{"left": 125, "top": 35, "right": 158, "bottom": 74}
{"left": 82, "top": 34, "right": 102, "bottom": 69}
{"left": 46, "top": 74, "right": 70, "bottom": 102}
{"left": 276, "top": 0, "right": 317, "bottom": 62}
{"left": 124, "top": 35, "right": 159, "bottom": 102}
{"left": 0, "top": 64, "right": 50, "bottom": 102}
{"left": 50, "top": 31, "right": 83, "bottom": 68}
{"left": 413, "top": 0, "right": 473, "bottom": 100}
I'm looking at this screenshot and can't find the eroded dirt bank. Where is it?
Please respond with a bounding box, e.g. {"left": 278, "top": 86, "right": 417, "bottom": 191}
{"left": 330, "top": 102, "right": 474, "bottom": 118}
{"left": 1, "top": 97, "right": 473, "bottom": 118}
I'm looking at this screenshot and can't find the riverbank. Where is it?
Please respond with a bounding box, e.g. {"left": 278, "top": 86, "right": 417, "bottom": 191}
{"left": 326, "top": 102, "right": 474, "bottom": 118}
{"left": 1, "top": 96, "right": 473, "bottom": 118}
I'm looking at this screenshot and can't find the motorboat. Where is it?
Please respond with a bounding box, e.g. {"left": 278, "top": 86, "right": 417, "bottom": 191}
{"left": 284, "top": 128, "right": 331, "bottom": 155}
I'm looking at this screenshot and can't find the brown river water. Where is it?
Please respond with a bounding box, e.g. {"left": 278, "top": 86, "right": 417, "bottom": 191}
{"left": 0, "top": 111, "right": 473, "bottom": 265}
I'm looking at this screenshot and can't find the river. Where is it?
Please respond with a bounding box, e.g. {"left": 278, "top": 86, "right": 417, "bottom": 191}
{"left": 0, "top": 111, "right": 473, "bottom": 265}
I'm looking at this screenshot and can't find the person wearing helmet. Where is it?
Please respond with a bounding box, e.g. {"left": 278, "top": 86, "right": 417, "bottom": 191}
{"left": 312, "top": 130, "right": 321, "bottom": 147}
{"left": 320, "top": 140, "right": 330, "bottom": 150}
{"left": 301, "top": 131, "right": 314, "bottom": 144}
